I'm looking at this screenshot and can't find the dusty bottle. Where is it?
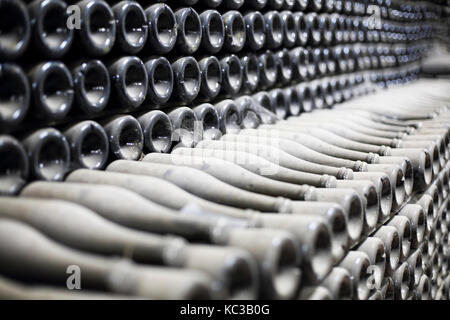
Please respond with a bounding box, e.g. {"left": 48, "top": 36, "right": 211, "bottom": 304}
{"left": 213, "top": 99, "right": 241, "bottom": 134}
{"left": 252, "top": 91, "right": 275, "bottom": 114}
{"left": 172, "top": 56, "right": 201, "bottom": 103}
{"left": 373, "top": 226, "right": 401, "bottom": 276}
{"left": 258, "top": 50, "right": 278, "bottom": 88}
{"left": 236, "top": 98, "right": 261, "bottom": 129}
{"left": 143, "top": 56, "right": 173, "bottom": 106}
{"left": 0, "top": 218, "right": 213, "bottom": 299}
{"left": 64, "top": 171, "right": 309, "bottom": 298}
{"left": 387, "top": 216, "right": 412, "bottom": 263}
{"left": 137, "top": 110, "right": 173, "bottom": 153}
{"left": 28, "top": 0, "right": 73, "bottom": 58}
{"left": 145, "top": 3, "right": 177, "bottom": 54}
{"left": 0, "top": 135, "right": 29, "bottom": 195}
{"left": 21, "top": 128, "right": 70, "bottom": 181}
{"left": 289, "top": 47, "right": 308, "bottom": 81}
{"left": 13, "top": 192, "right": 259, "bottom": 299}
{"left": 283, "top": 87, "right": 302, "bottom": 116}
{"left": 71, "top": 60, "right": 110, "bottom": 115}
{"left": 0, "top": 63, "right": 30, "bottom": 129}
{"left": 107, "top": 56, "right": 148, "bottom": 110}
{"left": 220, "top": 55, "right": 243, "bottom": 96}
{"left": 280, "top": 11, "right": 297, "bottom": 48}
{"left": 397, "top": 204, "right": 426, "bottom": 249}
{"left": 75, "top": 0, "right": 116, "bottom": 56}
{"left": 193, "top": 103, "right": 222, "bottom": 141}
{"left": 168, "top": 107, "right": 198, "bottom": 149}
{"left": 264, "top": 11, "right": 283, "bottom": 49}
{"left": 276, "top": 49, "right": 293, "bottom": 84}
{"left": 237, "top": 96, "right": 279, "bottom": 125}
{"left": 143, "top": 151, "right": 349, "bottom": 260}
{"left": 321, "top": 267, "right": 352, "bottom": 300}
{"left": 357, "top": 237, "right": 386, "bottom": 289}
{"left": 63, "top": 120, "right": 109, "bottom": 170}
{"left": 222, "top": 11, "right": 246, "bottom": 53}
{"left": 175, "top": 7, "right": 202, "bottom": 55}
{"left": 0, "top": 0, "right": 30, "bottom": 60}
{"left": 305, "top": 13, "right": 321, "bottom": 46}
{"left": 112, "top": 1, "right": 147, "bottom": 54}
{"left": 198, "top": 56, "right": 222, "bottom": 99}
{"left": 339, "top": 251, "right": 371, "bottom": 300}
{"left": 240, "top": 54, "right": 260, "bottom": 92}
{"left": 244, "top": 12, "right": 266, "bottom": 51}
{"left": 194, "top": 141, "right": 336, "bottom": 188}
{"left": 101, "top": 115, "right": 143, "bottom": 161}
{"left": 268, "top": 89, "right": 289, "bottom": 119}
{"left": 28, "top": 61, "right": 74, "bottom": 121}
{"left": 199, "top": 10, "right": 224, "bottom": 54}
{"left": 393, "top": 262, "right": 412, "bottom": 300}
{"left": 106, "top": 159, "right": 295, "bottom": 214}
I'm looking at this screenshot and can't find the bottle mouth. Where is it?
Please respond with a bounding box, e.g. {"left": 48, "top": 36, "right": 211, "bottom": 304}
{"left": 346, "top": 194, "right": 364, "bottom": 242}
{"left": 146, "top": 113, "right": 173, "bottom": 153}
{"left": 295, "top": 48, "right": 309, "bottom": 79}
{"left": 36, "top": 1, "right": 73, "bottom": 56}
{"left": 298, "top": 85, "right": 313, "bottom": 113}
{"left": 32, "top": 129, "right": 70, "bottom": 181}
{"left": 203, "top": 11, "right": 224, "bottom": 52}
{"left": 263, "top": 235, "right": 301, "bottom": 299}
{"left": 297, "top": 16, "right": 308, "bottom": 45}
{"left": 171, "top": 109, "right": 196, "bottom": 148}
{"left": 222, "top": 251, "right": 258, "bottom": 299}
{"left": 327, "top": 206, "right": 348, "bottom": 262}
{"left": 387, "top": 229, "right": 401, "bottom": 271}
{"left": 418, "top": 275, "right": 430, "bottom": 300}
{"left": 0, "top": 0, "right": 30, "bottom": 59}
{"left": 77, "top": 60, "right": 110, "bottom": 113}
{"left": 107, "top": 116, "right": 144, "bottom": 161}
{"left": 282, "top": 13, "right": 296, "bottom": 45}
{"left": 119, "top": 3, "right": 147, "bottom": 52}
{"left": 221, "top": 55, "right": 242, "bottom": 95}
{"left": 153, "top": 5, "right": 177, "bottom": 53}
{"left": 379, "top": 175, "right": 393, "bottom": 219}
{"left": 74, "top": 122, "right": 109, "bottom": 170}
{"left": 38, "top": 62, "right": 74, "bottom": 120}
{"left": 286, "top": 89, "right": 301, "bottom": 116}
{"left": 242, "top": 55, "right": 260, "bottom": 92}
{"left": 177, "top": 8, "right": 201, "bottom": 54}
{"left": 247, "top": 13, "right": 265, "bottom": 50}
{"left": 201, "top": 57, "right": 222, "bottom": 98}
{"left": 225, "top": 12, "right": 245, "bottom": 52}
{"left": 0, "top": 136, "right": 29, "bottom": 194}
{"left": 393, "top": 168, "right": 406, "bottom": 207}
{"left": 278, "top": 50, "right": 293, "bottom": 82}
{"left": 0, "top": 64, "right": 29, "bottom": 127}
{"left": 396, "top": 263, "right": 411, "bottom": 300}
{"left": 364, "top": 185, "right": 380, "bottom": 229}
{"left": 271, "top": 90, "right": 288, "bottom": 119}
{"left": 252, "top": 92, "right": 273, "bottom": 113}
{"left": 266, "top": 13, "right": 283, "bottom": 47}
{"left": 84, "top": 2, "right": 116, "bottom": 54}
{"left": 148, "top": 58, "right": 173, "bottom": 103}
{"left": 259, "top": 52, "right": 277, "bottom": 86}
{"left": 179, "top": 58, "right": 200, "bottom": 102}
{"left": 309, "top": 223, "right": 333, "bottom": 282}
{"left": 120, "top": 59, "right": 148, "bottom": 108}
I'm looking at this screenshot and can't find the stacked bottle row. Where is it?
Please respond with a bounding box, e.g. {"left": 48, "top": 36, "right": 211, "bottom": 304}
{"left": 0, "top": 68, "right": 376, "bottom": 194}
{"left": 2, "top": 0, "right": 447, "bottom": 61}
{"left": 0, "top": 78, "right": 449, "bottom": 299}
{"left": 0, "top": 42, "right": 431, "bottom": 131}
